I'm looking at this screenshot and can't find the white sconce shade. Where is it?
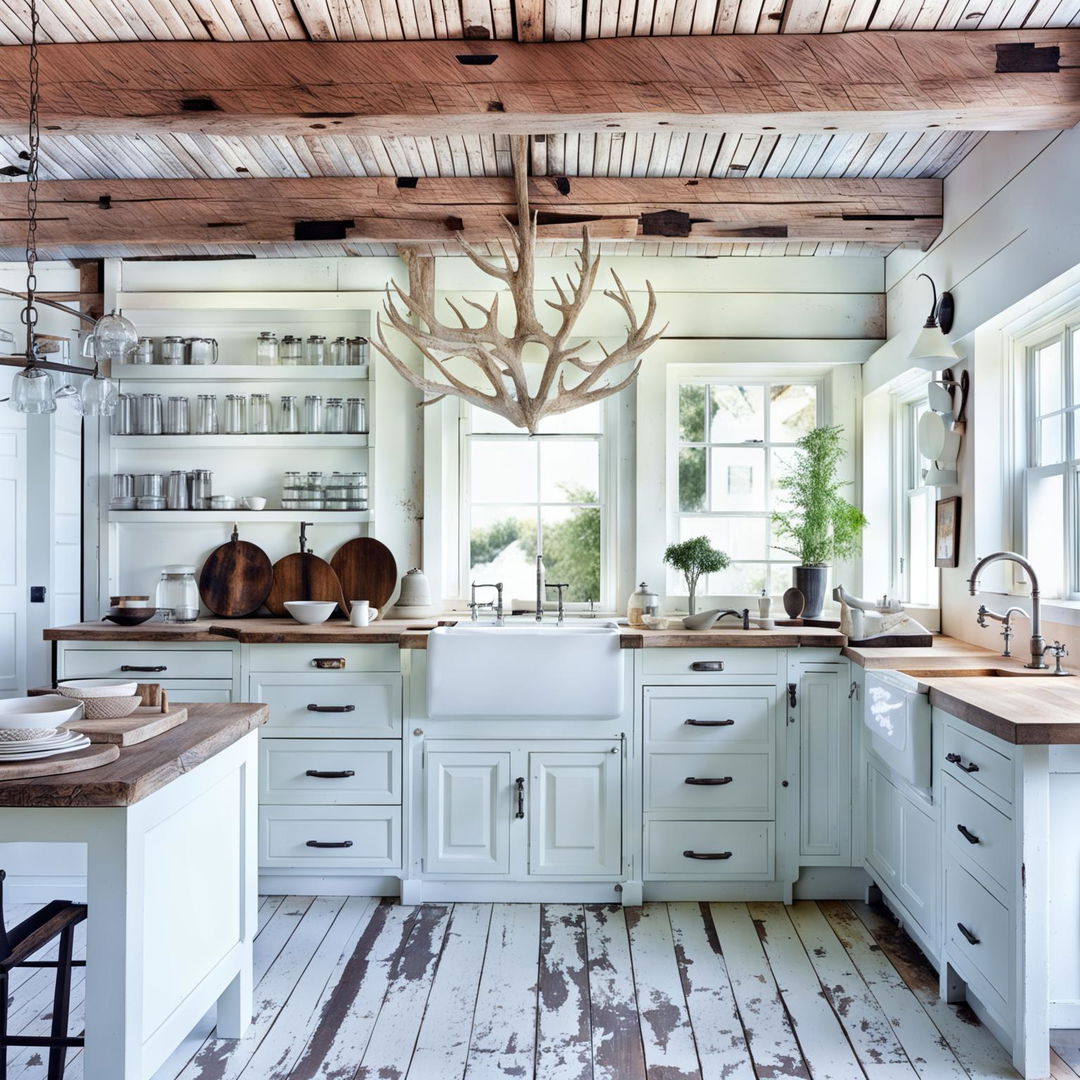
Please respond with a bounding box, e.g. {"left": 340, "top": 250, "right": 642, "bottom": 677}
{"left": 909, "top": 325, "right": 961, "bottom": 368}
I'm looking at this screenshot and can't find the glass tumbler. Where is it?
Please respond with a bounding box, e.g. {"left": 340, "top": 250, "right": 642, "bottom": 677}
{"left": 111, "top": 393, "right": 137, "bottom": 435}
{"left": 249, "top": 393, "right": 273, "bottom": 434}
{"left": 279, "top": 395, "right": 301, "bottom": 434}
{"left": 324, "top": 397, "right": 344, "bottom": 434}
{"left": 194, "top": 394, "right": 218, "bottom": 435}
{"left": 164, "top": 395, "right": 190, "bottom": 435}
{"left": 224, "top": 394, "right": 247, "bottom": 435}
{"left": 345, "top": 397, "right": 367, "bottom": 434}
{"left": 303, "top": 395, "right": 323, "bottom": 434}
{"left": 137, "top": 393, "right": 163, "bottom": 435}
{"left": 166, "top": 470, "right": 189, "bottom": 510}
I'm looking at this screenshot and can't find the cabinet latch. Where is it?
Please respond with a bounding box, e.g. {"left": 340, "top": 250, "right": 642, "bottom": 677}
{"left": 787, "top": 682, "right": 797, "bottom": 709}
{"left": 848, "top": 680, "right": 859, "bottom": 700}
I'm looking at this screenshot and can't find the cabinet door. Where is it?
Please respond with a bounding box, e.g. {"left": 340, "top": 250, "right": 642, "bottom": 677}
{"left": 866, "top": 763, "right": 900, "bottom": 890}
{"left": 528, "top": 750, "right": 621, "bottom": 878}
{"left": 799, "top": 667, "right": 852, "bottom": 863}
{"left": 898, "top": 795, "right": 937, "bottom": 943}
{"left": 424, "top": 751, "right": 511, "bottom": 875}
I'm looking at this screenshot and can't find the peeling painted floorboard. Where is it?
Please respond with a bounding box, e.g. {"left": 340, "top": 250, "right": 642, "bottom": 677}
{"left": 1, "top": 899, "right": 1041, "bottom": 1080}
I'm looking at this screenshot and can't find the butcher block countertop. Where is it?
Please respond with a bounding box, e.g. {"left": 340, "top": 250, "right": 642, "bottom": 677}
{"left": 0, "top": 702, "right": 268, "bottom": 807}
{"left": 45, "top": 619, "right": 844, "bottom": 648}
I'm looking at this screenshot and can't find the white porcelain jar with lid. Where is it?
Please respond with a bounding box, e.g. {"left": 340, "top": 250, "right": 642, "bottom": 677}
{"left": 627, "top": 582, "right": 659, "bottom": 628}
{"left": 155, "top": 565, "right": 199, "bottom": 622}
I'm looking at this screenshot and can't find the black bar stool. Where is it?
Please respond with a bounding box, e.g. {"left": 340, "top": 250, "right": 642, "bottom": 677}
{"left": 0, "top": 869, "right": 86, "bottom": 1080}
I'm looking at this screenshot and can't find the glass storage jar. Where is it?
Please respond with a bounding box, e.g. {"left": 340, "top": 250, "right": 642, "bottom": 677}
{"left": 304, "top": 335, "right": 326, "bottom": 366}
{"left": 155, "top": 565, "right": 199, "bottom": 622}
{"left": 255, "top": 331, "right": 279, "bottom": 366}
{"left": 281, "top": 335, "right": 303, "bottom": 363}
{"left": 160, "top": 336, "right": 186, "bottom": 365}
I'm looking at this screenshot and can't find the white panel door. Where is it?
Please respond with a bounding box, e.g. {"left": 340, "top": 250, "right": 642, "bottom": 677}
{"left": 799, "top": 667, "right": 852, "bottom": 863}
{"left": 528, "top": 750, "right": 621, "bottom": 878}
{"left": 425, "top": 751, "right": 511, "bottom": 875}
{"left": 898, "top": 795, "right": 937, "bottom": 942}
{"left": 866, "top": 763, "right": 900, "bottom": 891}
{"left": 0, "top": 400, "right": 26, "bottom": 697}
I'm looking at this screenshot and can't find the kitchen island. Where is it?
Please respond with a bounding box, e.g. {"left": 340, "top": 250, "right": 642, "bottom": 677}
{"left": 0, "top": 702, "right": 267, "bottom": 1080}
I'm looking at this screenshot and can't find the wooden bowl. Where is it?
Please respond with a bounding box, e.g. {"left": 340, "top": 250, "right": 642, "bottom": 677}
{"left": 103, "top": 607, "right": 157, "bottom": 626}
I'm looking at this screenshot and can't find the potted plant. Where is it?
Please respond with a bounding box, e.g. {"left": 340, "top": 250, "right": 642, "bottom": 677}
{"left": 663, "top": 536, "right": 730, "bottom": 616}
{"left": 772, "top": 424, "right": 867, "bottom": 618}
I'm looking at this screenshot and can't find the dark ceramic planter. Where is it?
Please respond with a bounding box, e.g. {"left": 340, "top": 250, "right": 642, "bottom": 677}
{"left": 794, "top": 566, "right": 829, "bottom": 619}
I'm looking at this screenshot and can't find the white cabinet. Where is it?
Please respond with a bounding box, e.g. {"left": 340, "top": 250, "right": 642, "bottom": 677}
{"left": 421, "top": 740, "right": 622, "bottom": 881}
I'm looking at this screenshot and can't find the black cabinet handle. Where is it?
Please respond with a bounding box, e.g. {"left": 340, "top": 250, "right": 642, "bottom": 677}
{"left": 957, "top": 922, "right": 980, "bottom": 946}
{"left": 683, "top": 850, "right": 733, "bottom": 860}
{"left": 305, "top": 840, "right": 354, "bottom": 849}
{"left": 946, "top": 752, "right": 979, "bottom": 773}
{"left": 312, "top": 657, "right": 346, "bottom": 669}
{"left": 515, "top": 777, "right": 525, "bottom": 819}
{"left": 690, "top": 661, "right": 724, "bottom": 672}
{"left": 120, "top": 664, "right": 166, "bottom": 672}
{"left": 305, "top": 769, "right": 356, "bottom": 779}
{"left": 685, "top": 776, "right": 734, "bottom": 786}
{"left": 307, "top": 704, "right": 356, "bottom": 713}
{"left": 685, "top": 718, "right": 735, "bottom": 727}
{"left": 788, "top": 682, "right": 798, "bottom": 708}
{"left": 957, "top": 823, "right": 981, "bottom": 845}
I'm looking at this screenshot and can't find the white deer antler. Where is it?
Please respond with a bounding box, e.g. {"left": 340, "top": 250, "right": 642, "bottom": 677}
{"left": 372, "top": 135, "right": 665, "bottom": 434}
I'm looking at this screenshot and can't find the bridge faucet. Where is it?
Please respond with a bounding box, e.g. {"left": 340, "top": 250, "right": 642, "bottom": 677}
{"left": 470, "top": 582, "right": 504, "bottom": 625}
{"left": 968, "top": 552, "right": 1046, "bottom": 669}
{"left": 535, "top": 553, "right": 545, "bottom": 622}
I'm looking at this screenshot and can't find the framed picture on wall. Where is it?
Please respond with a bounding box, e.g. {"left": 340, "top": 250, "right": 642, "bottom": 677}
{"left": 935, "top": 496, "right": 961, "bottom": 568}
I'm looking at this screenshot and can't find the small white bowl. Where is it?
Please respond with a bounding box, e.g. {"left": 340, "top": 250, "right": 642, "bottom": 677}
{"left": 242, "top": 496, "right": 267, "bottom": 511}
{"left": 0, "top": 695, "right": 83, "bottom": 732}
{"left": 284, "top": 601, "right": 337, "bottom": 625}
{"left": 57, "top": 679, "right": 139, "bottom": 699}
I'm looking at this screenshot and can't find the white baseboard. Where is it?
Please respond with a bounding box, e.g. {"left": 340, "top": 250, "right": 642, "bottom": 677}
{"left": 794, "top": 866, "right": 872, "bottom": 899}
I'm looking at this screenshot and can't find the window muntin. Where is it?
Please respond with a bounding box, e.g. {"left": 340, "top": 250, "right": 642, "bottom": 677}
{"left": 674, "top": 380, "right": 820, "bottom": 596}
{"left": 895, "top": 397, "right": 938, "bottom": 607}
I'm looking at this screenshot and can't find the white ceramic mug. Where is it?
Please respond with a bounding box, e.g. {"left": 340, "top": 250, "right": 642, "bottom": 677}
{"left": 350, "top": 600, "right": 370, "bottom": 627}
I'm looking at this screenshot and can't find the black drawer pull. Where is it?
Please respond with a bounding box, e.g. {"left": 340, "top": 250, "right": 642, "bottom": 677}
{"left": 305, "top": 840, "right": 354, "bottom": 849}
{"left": 307, "top": 704, "right": 356, "bottom": 713}
{"left": 957, "top": 823, "right": 981, "bottom": 845}
{"left": 312, "top": 657, "right": 346, "bottom": 669}
{"left": 685, "top": 718, "right": 735, "bottom": 727}
{"left": 946, "top": 752, "right": 979, "bottom": 773}
{"left": 957, "top": 922, "right": 980, "bottom": 946}
{"left": 305, "top": 769, "right": 356, "bottom": 779}
{"left": 683, "top": 850, "right": 733, "bottom": 860}
{"left": 690, "top": 661, "right": 725, "bottom": 672}
{"left": 120, "top": 664, "right": 167, "bottom": 672}
{"left": 685, "top": 776, "right": 734, "bottom": 786}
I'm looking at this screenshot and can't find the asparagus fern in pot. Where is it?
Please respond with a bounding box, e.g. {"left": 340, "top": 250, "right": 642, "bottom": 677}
{"left": 663, "top": 536, "right": 730, "bottom": 616}
{"left": 772, "top": 425, "right": 867, "bottom": 618}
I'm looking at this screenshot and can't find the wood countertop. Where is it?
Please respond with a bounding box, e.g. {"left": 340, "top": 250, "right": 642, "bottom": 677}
{"left": 0, "top": 702, "right": 268, "bottom": 807}
{"left": 45, "top": 619, "right": 845, "bottom": 648}
{"left": 843, "top": 637, "right": 1001, "bottom": 672}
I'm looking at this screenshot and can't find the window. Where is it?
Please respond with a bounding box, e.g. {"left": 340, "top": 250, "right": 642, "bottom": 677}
{"left": 673, "top": 379, "right": 821, "bottom": 596}
{"left": 895, "top": 397, "right": 939, "bottom": 607}
{"left": 1022, "top": 327, "right": 1080, "bottom": 599}
{"left": 463, "top": 402, "right": 609, "bottom": 607}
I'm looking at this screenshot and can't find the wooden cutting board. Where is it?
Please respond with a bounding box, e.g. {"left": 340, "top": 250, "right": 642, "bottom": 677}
{"left": 267, "top": 523, "right": 348, "bottom": 617}
{"left": 331, "top": 537, "right": 398, "bottom": 612}
{"left": 199, "top": 525, "right": 273, "bottom": 617}
{"left": 0, "top": 742, "right": 119, "bottom": 780}
{"left": 69, "top": 705, "right": 189, "bottom": 746}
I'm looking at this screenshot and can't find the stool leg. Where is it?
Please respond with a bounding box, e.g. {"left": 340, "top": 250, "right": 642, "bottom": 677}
{"left": 46, "top": 926, "right": 74, "bottom": 1080}
{"left": 1, "top": 970, "right": 9, "bottom": 1080}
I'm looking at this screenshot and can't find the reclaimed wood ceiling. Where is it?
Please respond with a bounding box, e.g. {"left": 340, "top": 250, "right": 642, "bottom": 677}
{"left": 0, "top": 0, "right": 1075, "bottom": 258}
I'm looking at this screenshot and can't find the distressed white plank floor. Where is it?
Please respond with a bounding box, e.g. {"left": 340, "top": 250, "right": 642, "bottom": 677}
{"left": 2, "top": 899, "right": 1034, "bottom": 1080}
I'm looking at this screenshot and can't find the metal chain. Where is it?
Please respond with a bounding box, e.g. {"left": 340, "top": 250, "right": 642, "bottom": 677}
{"left": 21, "top": 0, "right": 40, "bottom": 360}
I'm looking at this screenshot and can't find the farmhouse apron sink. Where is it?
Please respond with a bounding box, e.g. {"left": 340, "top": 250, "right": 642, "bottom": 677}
{"left": 426, "top": 623, "right": 624, "bottom": 720}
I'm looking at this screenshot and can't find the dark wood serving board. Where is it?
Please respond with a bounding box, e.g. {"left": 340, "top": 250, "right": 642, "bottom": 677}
{"left": 0, "top": 742, "right": 120, "bottom": 781}
{"left": 199, "top": 525, "right": 273, "bottom": 617}
{"left": 331, "top": 537, "right": 397, "bottom": 613}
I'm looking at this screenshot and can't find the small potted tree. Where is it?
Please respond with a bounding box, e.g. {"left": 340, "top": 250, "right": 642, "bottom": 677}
{"left": 663, "top": 536, "right": 730, "bottom": 616}
{"left": 772, "top": 424, "right": 867, "bottom": 618}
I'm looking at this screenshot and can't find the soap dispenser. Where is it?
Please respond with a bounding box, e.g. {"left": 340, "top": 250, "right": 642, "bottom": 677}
{"left": 758, "top": 588, "right": 772, "bottom": 619}
{"left": 628, "top": 582, "right": 660, "bottom": 629}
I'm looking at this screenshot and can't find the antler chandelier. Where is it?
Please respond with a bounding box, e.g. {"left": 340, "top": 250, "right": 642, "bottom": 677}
{"left": 374, "top": 136, "right": 665, "bottom": 435}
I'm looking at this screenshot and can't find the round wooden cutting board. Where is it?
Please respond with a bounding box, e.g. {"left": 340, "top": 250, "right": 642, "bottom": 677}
{"left": 199, "top": 525, "right": 273, "bottom": 617}
{"left": 0, "top": 742, "right": 120, "bottom": 781}
{"left": 266, "top": 523, "right": 348, "bottom": 617}
{"left": 330, "top": 537, "right": 398, "bottom": 613}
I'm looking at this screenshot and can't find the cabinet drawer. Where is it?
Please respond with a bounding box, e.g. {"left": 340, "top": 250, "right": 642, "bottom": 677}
{"left": 946, "top": 862, "right": 1010, "bottom": 1005}
{"left": 260, "top": 739, "right": 401, "bottom": 805}
{"left": 641, "top": 649, "right": 780, "bottom": 678}
{"left": 646, "top": 820, "right": 774, "bottom": 879}
{"left": 943, "top": 775, "right": 1013, "bottom": 893}
{"left": 247, "top": 644, "right": 400, "bottom": 673}
{"left": 251, "top": 674, "right": 401, "bottom": 737}
{"left": 943, "top": 723, "right": 1014, "bottom": 809}
{"left": 644, "top": 687, "right": 773, "bottom": 744}
{"left": 646, "top": 752, "right": 772, "bottom": 816}
{"left": 259, "top": 806, "right": 401, "bottom": 868}
{"left": 61, "top": 648, "right": 234, "bottom": 681}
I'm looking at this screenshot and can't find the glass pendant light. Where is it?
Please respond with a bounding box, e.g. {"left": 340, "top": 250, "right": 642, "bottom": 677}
{"left": 76, "top": 369, "right": 118, "bottom": 416}
{"left": 92, "top": 310, "right": 138, "bottom": 365}
{"left": 10, "top": 365, "right": 55, "bottom": 413}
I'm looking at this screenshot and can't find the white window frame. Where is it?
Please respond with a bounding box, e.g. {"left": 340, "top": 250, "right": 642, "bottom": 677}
{"left": 665, "top": 367, "right": 830, "bottom": 602}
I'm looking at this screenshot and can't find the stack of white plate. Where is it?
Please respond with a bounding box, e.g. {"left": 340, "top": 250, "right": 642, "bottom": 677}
{"left": 0, "top": 729, "right": 91, "bottom": 763}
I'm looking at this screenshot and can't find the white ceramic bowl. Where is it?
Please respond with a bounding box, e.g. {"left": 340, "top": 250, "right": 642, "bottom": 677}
{"left": 242, "top": 496, "right": 267, "bottom": 511}
{"left": 0, "top": 695, "right": 83, "bottom": 740}
{"left": 284, "top": 601, "right": 337, "bottom": 625}
{"left": 57, "top": 678, "right": 139, "bottom": 700}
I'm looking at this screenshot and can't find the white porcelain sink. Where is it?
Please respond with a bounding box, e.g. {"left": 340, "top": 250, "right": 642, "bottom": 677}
{"left": 863, "top": 669, "right": 931, "bottom": 793}
{"left": 426, "top": 622, "right": 625, "bottom": 720}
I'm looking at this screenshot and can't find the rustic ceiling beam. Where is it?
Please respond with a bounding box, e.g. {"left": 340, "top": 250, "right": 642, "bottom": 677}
{"left": 0, "top": 175, "right": 943, "bottom": 249}
{"left": 0, "top": 31, "right": 1074, "bottom": 137}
